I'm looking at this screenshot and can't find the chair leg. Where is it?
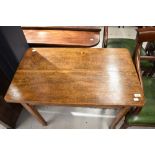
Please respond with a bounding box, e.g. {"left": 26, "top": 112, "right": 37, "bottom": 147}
{"left": 120, "top": 122, "right": 128, "bottom": 129}
{"left": 109, "top": 107, "right": 130, "bottom": 129}
{"left": 21, "top": 103, "right": 47, "bottom": 126}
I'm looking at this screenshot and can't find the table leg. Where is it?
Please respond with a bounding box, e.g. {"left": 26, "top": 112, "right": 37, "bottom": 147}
{"left": 109, "top": 107, "right": 130, "bottom": 129}
{"left": 21, "top": 103, "right": 47, "bottom": 126}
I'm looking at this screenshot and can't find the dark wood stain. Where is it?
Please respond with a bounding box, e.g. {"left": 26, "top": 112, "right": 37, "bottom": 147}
{"left": 5, "top": 48, "right": 144, "bottom": 108}
{"left": 23, "top": 28, "right": 100, "bottom": 47}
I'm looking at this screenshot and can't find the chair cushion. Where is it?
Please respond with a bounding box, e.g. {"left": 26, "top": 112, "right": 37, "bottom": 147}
{"left": 107, "top": 38, "right": 153, "bottom": 69}
{"left": 140, "top": 60, "right": 154, "bottom": 68}
{"left": 126, "top": 77, "right": 155, "bottom": 125}
{"left": 107, "top": 38, "right": 136, "bottom": 55}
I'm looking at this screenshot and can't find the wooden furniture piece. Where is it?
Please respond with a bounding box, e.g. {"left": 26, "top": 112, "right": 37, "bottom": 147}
{"left": 4, "top": 48, "right": 144, "bottom": 128}
{"left": 22, "top": 27, "right": 101, "bottom": 47}
{"left": 121, "top": 27, "right": 155, "bottom": 128}
{"left": 103, "top": 26, "right": 136, "bottom": 53}
{"left": 0, "top": 26, "right": 29, "bottom": 128}
{"left": 103, "top": 26, "right": 155, "bottom": 76}
{"left": 143, "top": 41, "right": 155, "bottom": 76}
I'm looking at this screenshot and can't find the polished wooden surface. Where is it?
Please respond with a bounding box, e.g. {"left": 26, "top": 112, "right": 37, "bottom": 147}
{"left": 5, "top": 48, "right": 144, "bottom": 108}
{"left": 23, "top": 29, "right": 100, "bottom": 47}
{"left": 22, "top": 26, "right": 101, "bottom": 31}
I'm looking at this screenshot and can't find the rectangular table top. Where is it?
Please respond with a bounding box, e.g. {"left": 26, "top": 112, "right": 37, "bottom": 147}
{"left": 5, "top": 48, "right": 144, "bottom": 107}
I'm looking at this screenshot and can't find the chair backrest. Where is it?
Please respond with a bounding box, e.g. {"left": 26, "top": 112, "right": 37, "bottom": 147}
{"left": 134, "top": 27, "right": 155, "bottom": 89}
{"left": 0, "top": 26, "right": 29, "bottom": 96}
{"left": 136, "top": 27, "right": 155, "bottom": 43}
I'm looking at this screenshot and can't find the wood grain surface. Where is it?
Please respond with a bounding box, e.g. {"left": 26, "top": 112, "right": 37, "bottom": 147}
{"left": 5, "top": 48, "right": 144, "bottom": 107}
{"left": 23, "top": 29, "right": 100, "bottom": 47}
{"left": 22, "top": 26, "right": 101, "bottom": 31}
